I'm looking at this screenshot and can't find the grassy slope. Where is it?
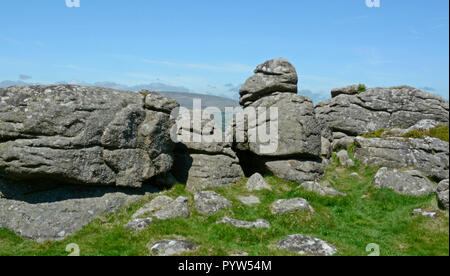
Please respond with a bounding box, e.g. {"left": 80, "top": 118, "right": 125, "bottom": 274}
{"left": 0, "top": 153, "right": 448, "bottom": 256}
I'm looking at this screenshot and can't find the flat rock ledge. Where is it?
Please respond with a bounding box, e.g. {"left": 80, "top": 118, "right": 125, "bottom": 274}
{"left": 246, "top": 173, "right": 272, "bottom": 191}
{"left": 372, "top": 168, "right": 436, "bottom": 197}
{"left": 217, "top": 217, "right": 271, "bottom": 229}
{"left": 126, "top": 195, "right": 190, "bottom": 230}
{"left": 194, "top": 191, "right": 232, "bottom": 215}
{"left": 148, "top": 239, "right": 196, "bottom": 256}
{"left": 0, "top": 181, "right": 156, "bottom": 241}
{"left": 277, "top": 234, "right": 338, "bottom": 256}
{"left": 437, "top": 179, "right": 449, "bottom": 209}
{"left": 271, "top": 198, "right": 314, "bottom": 214}
{"left": 354, "top": 136, "right": 449, "bottom": 182}
{"left": 300, "top": 181, "right": 347, "bottom": 197}
{"left": 0, "top": 193, "right": 142, "bottom": 241}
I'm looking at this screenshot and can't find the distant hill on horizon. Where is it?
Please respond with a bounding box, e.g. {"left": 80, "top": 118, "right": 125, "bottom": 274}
{"left": 0, "top": 80, "right": 240, "bottom": 111}
{"left": 158, "top": 91, "right": 239, "bottom": 111}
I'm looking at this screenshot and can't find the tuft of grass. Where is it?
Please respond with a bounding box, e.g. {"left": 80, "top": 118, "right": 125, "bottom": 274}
{"left": 362, "top": 129, "right": 386, "bottom": 138}
{"left": 0, "top": 159, "right": 448, "bottom": 256}
{"left": 357, "top": 84, "right": 367, "bottom": 94}
{"left": 362, "top": 126, "right": 449, "bottom": 143}
{"left": 402, "top": 125, "right": 449, "bottom": 143}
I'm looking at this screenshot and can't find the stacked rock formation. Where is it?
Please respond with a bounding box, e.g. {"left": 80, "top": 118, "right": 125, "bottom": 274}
{"left": 315, "top": 85, "right": 449, "bottom": 183}
{"left": 233, "top": 58, "right": 328, "bottom": 184}
{"left": 0, "top": 86, "right": 179, "bottom": 188}
{"left": 171, "top": 109, "right": 244, "bottom": 192}
{"left": 315, "top": 85, "right": 449, "bottom": 151}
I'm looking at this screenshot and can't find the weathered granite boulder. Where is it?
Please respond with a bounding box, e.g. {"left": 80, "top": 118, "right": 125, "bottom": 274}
{"left": 0, "top": 85, "right": 179, "bottom": 188}
{"left": 173, "top": 151, "right": 244, "bottom": 192}
{"left": 217, "top": 217, "right": 271, "bottom": 229}
{"left": 316, "top": 86, "right": 449, "bottom": 136}
{"left": 331, "top": 132, "right": 355, "bottom": 151}
{"left": 152, "top": 196, "right": 190, "bottom": 220}
{"left": 300, "top": 181, "right": 347, "bottom": 197}
{"left": 131, "top": 195, "right": 174, "bottom": 219}
{"left": 336, "top": 150, "right": 355, "bottom": 167}
{"left": 437, "top": 179, "right": 449, "bottom": 209}
{"left": 372, "top": 167, "right": 436, "bottom": 196}
{"left": 265, "top": 158, "right": 326, "bottom": 184}
{"left": 239, "top": 58, "right": 298, "bottom": 107}
{"left": 233, "top": 58, "right": 328, "bottom": 185}
{"left": 148, "top": 239, "right": 196, "bottom": 256}
{"left": 271, "top": 198, "right": 314, "bottom": 214}
{"left": 277, "top": 234, "right": 338, "bottom": 256}
{"left": 331, "top": 84, "right": 363, "bottom": 98}
{"left": 125, "top": 218, "right": 154, "bottom": 232}
{"left": 235, "top": 93, "right": 322, "bottom": 158}
{"left": 354, "top": 137, "right": 449, "bottom": 181}
{"left": 194, "top": 191, "right": 232, "bottom": 215}
{"left": 246, "top": 173, "right": 272, "bottom": 191}
{"left": 129, "top": 195, "right": 190, "bottom": 222}
{"left": 412, "top": 209, "right": 439, "bottom": 218}
{"left": 171, "top": 109, "right": 244, "bottom": 191}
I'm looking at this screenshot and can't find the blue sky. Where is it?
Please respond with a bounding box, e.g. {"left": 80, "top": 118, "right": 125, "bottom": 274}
{"left": 1, "top": 0, "right": 448, "bottom": 102}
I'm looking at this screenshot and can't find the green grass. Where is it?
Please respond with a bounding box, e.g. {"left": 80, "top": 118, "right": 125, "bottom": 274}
{"left": 0, "top": 155, "right": 448, "bottom": 256}
{"left": 362, "top": 129, "right": 386, "bottom": 139}
{"left": 362, "top": 126, "right": 449, "bottom": 143}
{"left": 402, "top": 125, "right": 449, "bottom": 142}
{"left": 357, "top": 84, "right": 367, "bottom": 94}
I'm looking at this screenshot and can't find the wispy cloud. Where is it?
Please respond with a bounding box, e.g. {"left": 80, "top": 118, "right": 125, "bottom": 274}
{"left": 409, "top": 28, "right": 424, "bottom": 40}
{"left": 334, "top": 15, "right": 369, "bottom": 24}
{"left": 354, "top": 46, "right": 393, "bottom": 66}
{"left": 0, "top": 36, "right": 21, "bottom": 45}
{"left": 19, "top": 74, "right": 32, "bottom": 80}
{"left": 420, "top": 86, "right": 436, "bottom": 92}
{"left": 35, "top": 41, "right": 45, "bottom": 47}
{"left": 140, "top": 59, "right": 253, "bottom": 73}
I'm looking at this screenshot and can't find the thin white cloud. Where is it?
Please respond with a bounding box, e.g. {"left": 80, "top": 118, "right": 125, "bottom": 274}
{"left": 409, "top": 28, "right": 424, "bottom": 40}
{"left": 353, "top": 46, "right": 393, "bottom": 66}
{"left": 140, "top": 59, "right": 253, "bottom": 73}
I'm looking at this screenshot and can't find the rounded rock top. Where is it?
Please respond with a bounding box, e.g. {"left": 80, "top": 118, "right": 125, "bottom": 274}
{"left": 254, "top": 57, "right": 297, "bottom": 76}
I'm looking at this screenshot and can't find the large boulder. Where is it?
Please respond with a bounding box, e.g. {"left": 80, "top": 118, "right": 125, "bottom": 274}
{"left": 271, "top": 198, "right": 315, "bottom": 214}
{"left": 437, "top": 179, "right": 449, "bottom": 209}
{"left": 354, "top": 136, "right": 449, "bottom": 181}
{"left": 0, "top": 86, "right": 179, "bottom": 188}
{"left": 148, "top": 239, "right": 197, "bottom": 256}
{"left": 194, "top": 191, "right": 232, "bottom": 215}
{"left": 372, "top": 167, "right": 436, "bottom": 196}
{"left": 171, "top": 109, "right": 244, "bottom": 191}
{"left": 246, "top": 173, "right": 272, "bottom": 191}
{"left": 239, "top": 58, "right": 298, "bottom": 107}
{"left": 336, "top": 150, "right": 355, "bottom": 167}
{"left": 265, "top": 158, "right": 326, "bottom": 184}
{"left": 316, "top": 86, "right": 449, "bottom": 136}
{"left": 277, "top": 234, "right": 338, "bottom": 256}
{"left": 235, "top": 93, "right": 322, "bottom": 157}
{"left": 233, "top": 58, "right": 328, "bottom": 185}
